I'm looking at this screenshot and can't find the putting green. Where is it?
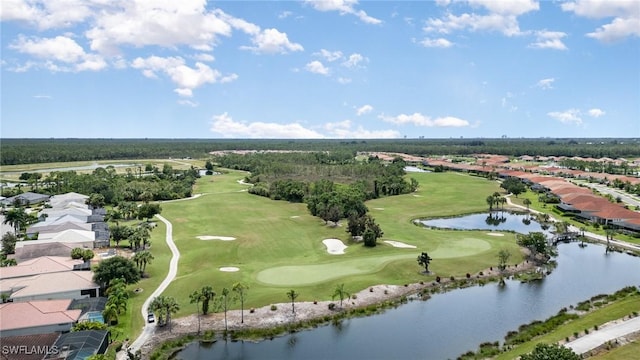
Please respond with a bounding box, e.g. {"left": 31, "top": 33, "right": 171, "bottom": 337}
{"left": 256, "top": 254, "right": 416, "bottom": 286}
{"left": 429, "top": 237, "right": 491, "bottom": 259}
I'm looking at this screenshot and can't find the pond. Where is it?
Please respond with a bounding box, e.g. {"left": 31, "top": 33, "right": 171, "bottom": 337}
{"left": 176, "top": 243, "right": 640, "bottom": 360}
{"left": 418, "top": 211, "right": 550, "bottom": 234}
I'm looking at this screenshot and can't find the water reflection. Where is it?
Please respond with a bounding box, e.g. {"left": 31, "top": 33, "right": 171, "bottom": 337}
{"left": 176, "top": 244, "right": 639, "bottom": 360}
{"left": 419, "top": 212, "right": 550, "bottom": 235}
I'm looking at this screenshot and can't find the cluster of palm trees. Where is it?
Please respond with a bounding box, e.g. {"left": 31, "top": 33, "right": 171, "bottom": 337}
{"left": 131, "top": 250, "right": 154, "bottom": 275}
{"left": 2, "top": 206, "right": 37, "bottom": 236}
{"left": 102, "top": 278, "right": 129, "bottom": 325}
{"left": 149, "top": 295, "right": 180, "bottom": 332}
{"left": 486, "top": 192, "right": 506, "bottom": 212}
{"left": 189, "top": 283, "right": 250, "bottom": 334}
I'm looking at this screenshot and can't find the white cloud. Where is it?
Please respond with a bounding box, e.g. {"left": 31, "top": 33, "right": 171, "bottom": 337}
{"left": 562, "top": 0, "right": 640, "bottom": 42}
{"left": 33, "top": 94, "right": 52, "bottom": 99}
{"left": 278, "top": 11, "right": 293, "bottom": 19}
{"left": 425, "top": 12, "right": 526, "bottom": 37}
{"left": 178, "top": 99, "right": 199, "bottom": 107}
{"left": 342, "top": 53, "right": 366, "bottom": 68}
{"left": 548, "top": 109, "right": 583, "bottom": 125}
{"left": 194, "top": 53, "right": 215, "bottom": 62}
{"left": 529, "top": 30, "right": 568, "bottom": 50}
{"left": 323, "top": 120, "right": 400, "bottom": 138}
{"left": 587, "top": 108, "right": 606, "bottom": 117}
{"left": 420, "top": 38, "right": 454, "bottom": 48}
{"left": 86, "top": 2, "right": 233, "bottom": 55}
{"left": 1, "top": 0, "right": 93, "bottom": 30}
{"left": 467, "top": 0, "right": 539, "bottom": 16}
{"left": 131, "top": 56, "right": 236, "bottom": 97}
{"left": 305, "top": 0, "right": 382, "bottom": 24}
{"left": 535, "top": 78, "right": 555, "bottom": 89}
{"left": 241, "top": 28, "right": 303, "bottom": 54}
{"left": 9, "top": 35, "right": 106, "bottom": 71}
{"left": 380, "top": 113, "right": 470, "bottom": 127}
{"left": 316, "top": 49, "right": 343, "bottom": 62}
{"left": 337, "top": 77, "right": 352, "bottom": 84}
{"left": 356, "top": 105, "right": 373, "bottom": 115}
{"left": 210, "top": 112, "right": 324, "bottom": 138}
{"left": 305, "top": 60, "right": 330, "bottom": 75}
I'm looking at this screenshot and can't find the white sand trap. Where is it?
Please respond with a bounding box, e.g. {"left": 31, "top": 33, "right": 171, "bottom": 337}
{"left": 197, "top": 235, "right": 237, "bottom": 241}
{"left": 374, "top": 207, "right": 385, "bottom": 210}
{"left": 384, "top": 240, "right": 417, "bottom": 249}
{"left": 486, "top": 233, "right": 505, "bottom": 237}
{"left": 290, "top": 216, "right": 300, "bottom": 219}
{"left": 323, "top": 239, "right": 348, "bottom": 255}
{"left": 413, "top": 194, "right": 423, "bottom": 197}
{"left": 220, "top": 267, "right": 239, "bottom": 272}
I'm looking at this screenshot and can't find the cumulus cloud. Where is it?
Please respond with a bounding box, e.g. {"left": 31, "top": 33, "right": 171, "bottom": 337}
{"left": 210, "top": 112, "right": 324, "bottom": 138}
{"left": 356, "top": 104, "right": 373, "bottom": 116}
{"left": 131, "top": 56, "right": 237, "bottom": 97}
{"left": 323, "top": 120, "right": 400, "bottom": 138}
{"left": 548, "top": 109, "right": 582, "bottom": 125}
{"left": 587, "top": 108, "right": 606, "bottom": 117}
{"left": 240, "top": 28, "right": 304, "bottom": 54}
{"left": 535, "top": 78, "right": 555, "bottom": 89}
{"left": 337, "top": 77, "right": 352, "bottom": 84}
{"left": 529, "top": 30, "right": 568, "bottom": 50}
{"left": 1, "top": 0, "right": 93, "bottom": 30}
{"left": 380, "top": 113, "right": 470, "bottom": 127}
{"left": 562, "top": 0, "right": 640, "bottom": 42}
{"left": 305, "top": 0, "right": 382, "bottom": 24}
{"left": 9, "top": 35, "right": 106, "bottom": 72}
{"left": 420, "top": 38, "right": 454, "bottom": 48}
{"left": 305, "top": 60, "right": 330, "bottom": 75}
{"left": 424, "top": 0, "right": 539, "bottom": 37}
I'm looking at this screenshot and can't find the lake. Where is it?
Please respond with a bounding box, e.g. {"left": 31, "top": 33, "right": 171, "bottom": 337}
{"left": 176, "top": 243, "right": 640, "bottom": 360}
{"left": 418, "top": 211, "right": 550, "bottom": 235}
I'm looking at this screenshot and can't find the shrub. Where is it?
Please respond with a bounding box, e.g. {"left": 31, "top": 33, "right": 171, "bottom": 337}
{"left": 450, "top": 276, "right": 455, "bottom": 281}
{"left": 270, "top": 305, "right": 277, "bottom": 311}
{"left": 351, "top": 294, "right": 357, "bottom": 299}
{"left": 435, "top": 276, "right": 441, "bottom": 283}
{"left": 369, "top": 287, "right": 374, "bottom": 292}
{"left": 250, "top": 308, "right": 255, "bottom": 313}
{"left": 328, "top": 303, "right": 336, "bottom": 310}
{"left": 466, "top": 273, "right": 471, "bottom": 279}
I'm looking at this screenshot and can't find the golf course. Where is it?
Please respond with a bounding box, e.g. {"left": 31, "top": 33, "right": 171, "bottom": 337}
{"left": 155, "top": 169, "right": 524, "bottom": 318}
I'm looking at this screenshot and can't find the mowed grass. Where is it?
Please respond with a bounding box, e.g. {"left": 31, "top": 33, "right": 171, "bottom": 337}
{"left": 494, "top": 292, "right": 640, "bottom": 360}
{"left": 159, "top": 171, "right": 523, "bottom": 317}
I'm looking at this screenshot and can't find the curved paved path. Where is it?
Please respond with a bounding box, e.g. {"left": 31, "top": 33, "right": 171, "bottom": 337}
{"left": 124, "top": 214, "right": 180, "bottom": 355}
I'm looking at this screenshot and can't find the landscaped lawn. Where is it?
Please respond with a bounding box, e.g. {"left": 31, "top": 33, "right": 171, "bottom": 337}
{"left": 158, "top": 170, "right": 524, "bottom": 318}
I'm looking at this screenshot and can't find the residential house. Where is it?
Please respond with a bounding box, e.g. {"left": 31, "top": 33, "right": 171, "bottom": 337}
{"left": 0, "top": 299, "right": 81, "bottom": 337}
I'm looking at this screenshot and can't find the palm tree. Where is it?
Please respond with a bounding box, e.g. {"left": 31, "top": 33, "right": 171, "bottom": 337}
{"left": 523, "top": 198, "right": 531, "bottom": 212}
{"left": 332, "top": 284, "right": 351, "bottom": 309}
{"left": 200, "top": 286, "right": 216, "bottom": 315}
{"left": 220, "top": 288, "right": 230, "bottom": 332}
{"left": 579, "top": 226, "right": 586, "bottom": 247}
{"left": 486, "top": 195, "right": 495, "bottom": 211}
{"left": 189, "top": 290, "right": 204, "bottom": 334}
{"left": 150, "top": 296, "right": 180, "bottom": 332}
{"left": 102, "top": 303, "right": 119, "bottom": 325}
{"left": 3, "top": 207, "right": 28, "bottom": 235}
{"left": 232, "top": 282, "right": 249, "bottom": 324}
{"left": 605, "top": 228, "right": 616, "bottom": 252}
{"left": 286, "top": 289, "right": 299, "bottom": 315}
{"left": 139, "top": 250, "right": 154, "bottom": 274}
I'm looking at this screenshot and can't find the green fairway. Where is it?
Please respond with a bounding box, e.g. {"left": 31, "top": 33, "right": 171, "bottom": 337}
{"left": 157, "top": 170, "right": 523, "bottom": 317}
{"left": 256, "top": 254, "right": 417, "bottom": 286}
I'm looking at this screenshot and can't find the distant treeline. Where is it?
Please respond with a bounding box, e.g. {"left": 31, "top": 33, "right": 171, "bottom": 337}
{"left": 1, "top": 138, "right": 639, "bottom": 165}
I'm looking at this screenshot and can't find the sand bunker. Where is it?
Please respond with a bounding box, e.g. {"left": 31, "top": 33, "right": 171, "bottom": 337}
{"left": 486, "top": 233, "right": 505, "bottom": 237}
{"left": 323, "top": 239, "right": 347, "bottom": 255}
{"left": 220, "top": 267, "right": 239, "bottom": 272}
{"left": 413, "top": 194, "right": 422, "bottom": 197}
{"left": 290, "top": 216, "right": 300, "bottom": 219}
{"left": 197, "top": 235, "right": 237, "bottom": 241}
{"left": 384, "top": 240, "right": 417, "bottom": 249}
{"left": 373, "top": 207, "right": 384, "bottom": 210}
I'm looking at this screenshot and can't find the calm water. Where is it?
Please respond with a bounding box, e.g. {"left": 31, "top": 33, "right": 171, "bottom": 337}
{"left": 419, "top": 212, "right": 550, "bottom": 234}
{"left": 177, "top": 244, "right": 640, "bottom": 360}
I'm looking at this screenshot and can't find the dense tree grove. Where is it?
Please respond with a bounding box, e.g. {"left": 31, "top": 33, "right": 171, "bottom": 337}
{"left": 2, "top": 138, "right": 638, "bottom": 165}
{"left": 3, "top": 166, "right": 198, "bottom": 205}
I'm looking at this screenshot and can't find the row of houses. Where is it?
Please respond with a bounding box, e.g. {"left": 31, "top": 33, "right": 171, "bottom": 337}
{"left": 421, "top": 156, "right": 640, "bottom": 234}
{"left": 1, "top": 193, "right": 110, "bottom": 359}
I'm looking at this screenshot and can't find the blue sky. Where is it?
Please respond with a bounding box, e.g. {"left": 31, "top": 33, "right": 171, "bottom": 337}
{"left": 1, "top": 0, "right": 639, "bottom": 139}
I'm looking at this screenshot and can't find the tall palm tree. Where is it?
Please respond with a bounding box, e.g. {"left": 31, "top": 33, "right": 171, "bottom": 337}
{"left": 523, "top": 198, "right": 531, "bottom": 212}
{"left": 3, "top": 208, "right": 28, "bottom": 235}
{"left": 138, "top": 250, "right": 154, "bottom": 274}
{"left": 332, "top": 284, "right": 351, "bottom": 309}
{"left": 189, "top": 290, "right": 204, "bottom": 334}
{"left": 286, "top": 289, "right": 299, "bottom": 315}
{"left": 200, "top": 286, "right": 215, "bottom": 315}
{"left": 150, "top": 296, "right": 180, "bottom": 332}
{"left": 220, "top": 288, "right": 230, "bottom": 332}
{"left": 102, "top": 303, "right": 119, "bottom": 325}
{"left": 486, "top": 195, "right": 495, "bottom": 211}
{"left": 232, "top": 282, "right": 249, "bottom": 324}
{"left": 605, "top": 228, "right": 616, "bottom": 252}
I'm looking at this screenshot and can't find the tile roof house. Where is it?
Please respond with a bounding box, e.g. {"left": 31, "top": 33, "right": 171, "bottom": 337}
{"left": 0, "top": 299, "right": 82, "bottom": 337}
{"left": 0, "top": 333, "right": 60, "bottom": 360}
{"left": 0, "top": 192, "right": 50, "bottom": 207}
{"left": 0, "top": 271, "right": 99, "bottom": 302}
{"left": 14, "top": 243, "right": 77, "bottom": 262}
{"left": 0, "top": 256, "right": 85, "bottom": 280}
{"left": 47, "top": 193, "right": 89, "bottom": 209}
